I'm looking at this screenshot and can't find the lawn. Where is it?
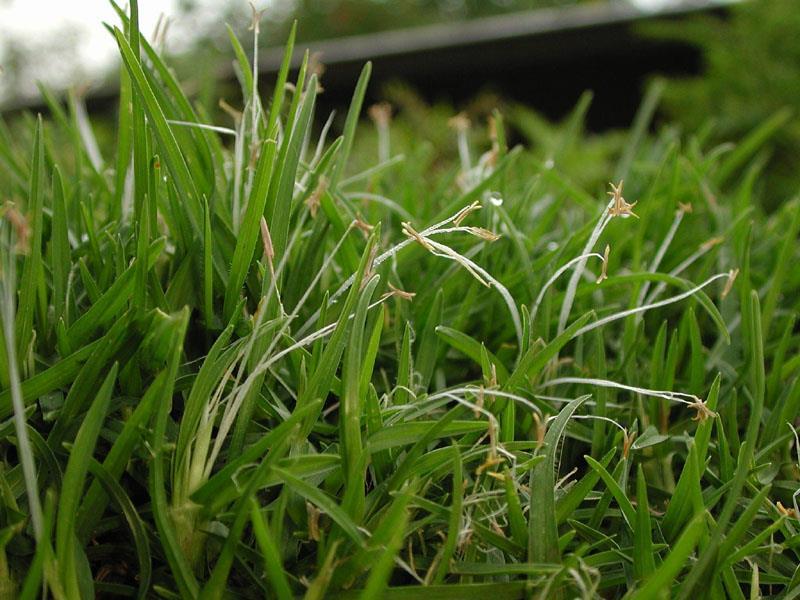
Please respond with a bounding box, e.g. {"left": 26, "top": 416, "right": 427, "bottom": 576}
{"left": 0, "top": 2, "right": 799, "bottom": 598}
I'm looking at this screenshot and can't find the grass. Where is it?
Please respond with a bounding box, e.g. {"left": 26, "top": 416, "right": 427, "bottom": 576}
{"left": 0, "top": 2, "right": 799, "bottom": 598}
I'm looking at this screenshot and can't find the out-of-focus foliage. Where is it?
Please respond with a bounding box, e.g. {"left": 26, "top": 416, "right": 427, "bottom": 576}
{"left": 350, "top": 83, "right": 626, "bottom": 194}
{"left": 643, "top": 0, "right": 800, "bottom": 204}
{"left": 266, "top": 0, "right": 583, "bottom": 42}
{"left": 192, "top": 0, "right": 589, "bottom": 46}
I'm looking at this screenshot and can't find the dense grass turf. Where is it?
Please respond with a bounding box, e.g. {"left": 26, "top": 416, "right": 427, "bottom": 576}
{"left": 0, "top": 3, "right": 799, "bottom": 598}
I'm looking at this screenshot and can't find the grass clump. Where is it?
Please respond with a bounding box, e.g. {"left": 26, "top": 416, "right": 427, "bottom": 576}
{"left": 0, "top": 2, "right": 799, "bottom": 598}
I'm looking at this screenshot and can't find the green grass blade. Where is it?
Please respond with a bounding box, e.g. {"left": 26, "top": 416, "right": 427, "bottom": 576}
{"left": 433, "top": 446, "right": 463, "bottom": 584}
{"left": 226, "top": 24, "right": 254, "bottom": 100}
{"left": 265, "top": 74, "right": 318, "bottom": 260}
{"left": 630, "top": 513, "right": 705, "bottom": 600}
{"left": 222, "top": 138, "right": 277, "bottom": 321}
{"left": 271, "top": 465, "right": 365, "bottom": 545}
{"left": 333, "top": 582, "right": 528, "bottom": 599}
{"left": 191, "top": 400, "right": 322, "bottom": 512}
{"left": 86, "top": 458, "right": 151, "bottom": 600}
{"left": 55, "top": 362, "right": 117, "bottom": 597}
{"left": 49, "top": 167, "right": 70, "bottom": 326}
{"left": 556, "top": 448, "right": 616, "bottom": 524}
{"left": 529, "top": 395, "right": 589, "bottom": 564}
{"left": 147, "top": 308, "right": 197, "bottom": 597}
{"left": 614, "top": 79, "right": 664, "bottom": 181}
{"left": 66, "top": 238, "right": 164, "bottom": 347}
{"left": 265, "top": 21, "right": 297, "bottom": 136}
{"left": 77, "top": 368, "right": 166, "bottom": 541}
{"left": 507, "top": 311, "right": 594, "bottom": 390}
{"left": 200, "top": 429, "right": 296, "bottom": 598}
{"left": 297, "top": 228, "right": 379, "bottom": 436}
{"left": 0, "top": 340, "right": 100, "bottom": 419}
{"left": 341, "top": 275, "right": 380, "bottom": 521}
{"left": 329, "top": 62, "right": 372, "bottom": 189}
{"left": 416, "top": 288, "right": 443, "bottom": 390}
{"left": 633, "top": 464, "right": 656, "bottom": 579}
{"left": 761, "top": 197, "right": 800, "bottom": 339}
{"left": 585, "top": 455, "right": 636, "bottom": 529}
{"left": 358, "top": 496, "right": 411, "bottom": 598}
{"left": 436, "top": 325, "right": 509, "bottom": 382}
{"left": 661, "top": 375, "right": 720, "bottom": 539}
{"left": 250, "top": 499, "right": 293, "bottom": 600}
{"left": 15, "top": 115, "right": 45, "bottom": 358}
{"left": 112, "top": 27, "right": 202, "bottom": 232}
{"left": 716, "top": 108, "right": 792, "bottom": 186}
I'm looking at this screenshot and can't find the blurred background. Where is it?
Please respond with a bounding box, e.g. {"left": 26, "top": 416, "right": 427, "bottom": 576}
{"left": 0, "top": 0, "right": 725, "bottom": 120}
{"left": 1, "top": 0, "right": 798, "bottom": 199}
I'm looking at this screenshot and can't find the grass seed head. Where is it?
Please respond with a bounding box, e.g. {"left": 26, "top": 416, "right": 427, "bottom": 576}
{"left": 259, "top": 217, "right": 274, "bottom": 261}
{"left": 352, "top": 216, "right": 374, "bottom": 236}
{"left": 218, "top": 98, "right": 243, "bottom": 123}
{"left": 1, "top": 203, "right": 30, "bottom": 254}
{"left": 248, "top": 2, "right": 265, "bottom": 33}
{"left": 453, "top": 200, "right": 482, "bottom": 226}
{"left": 384, "top": 283, "right": 416, "bottom": 302}
{"left": 306, "top": 176, "right": 328, "bottom": 218}
{"left": 485, "top": 363, "right": 498, "bottom": 388}
{"left": 307, "top": 501, "right": 321, "bottom": 541}
{"left": 722, "top": 268, "right": 739, "bottom": 299}
{"left": 448, "top": 112, "right": 470, "bottom": 133}
{"left": 465, "top": 226, "right": 501, "bottom": 243}
{"left": 622, "top": 429, "right": 636, "bottom": 459}
{"left": 607, "top": 180, "right": 638, "bottom": 219}
{"left": 776, "top": 502, "right": 797, "bottom": 519}
{"left": 701, "top": 236, "right": 724, "bottom": 251}
{"left": 401, "top": 221, "right": 434, "bottom": 252}
{"left": 368, "top": 102, "right": 393, "bottom": 128}
{"left": 533, "top": 413, "right": 546, "bottom": 449}
{"left": 309, "top": 51, "right": 326, "bottom": 79}
{"left": 596, "top": 244, "right": 610, "bottom": 283}
{"left": 689, "top": 398, "right": 717, "bottom": 422}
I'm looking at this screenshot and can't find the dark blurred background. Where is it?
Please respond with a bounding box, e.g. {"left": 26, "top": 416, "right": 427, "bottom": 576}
{"left": 1, "top": 0, "right": 718, "bottom": 130}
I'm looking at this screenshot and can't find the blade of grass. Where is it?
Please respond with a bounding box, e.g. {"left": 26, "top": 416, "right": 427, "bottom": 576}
{"left": 633, "top": 464, "right": 656, "bottom": 579}
{"left": 112, "top": 27, "right": 202, "bottom": 232}
{"left": 15, "top": 115, "right": 45, "bottom": 358}
{"left": 329, "top": 62, "right": 372, "bottom": 189}
{"left": 147, "top": 308, "right": 197, "bottom": 597}
{"left": 265, "top": 74, "right": 318, "bottom": 261}
{"left": 630, "top": 513, "right": 706, "bottom": 600}
{"left": 222, "top": 139, "right": 277, "bottom": 321}
{"left": 50, "top": 167, "right": 70, "bottom": 326}
{"left": 341, "top": 275, "right": 380, "bottom": 521}
{"left": 86, "top": 458, "right": 151, "bottom": 600}
{"left": 250, "top": 499, "right": 293, "bottom": 600}
{"left": 432, "top": 446, "right": 463, "bottom": 584}
{"left": 55, "top": 363, "right": 117, "bottom": 598}
{"left": 529, "top": 395, "right": 589, "bottom": 564}
{"left": 1, "top": 222, "right": 44, "bottom": 540}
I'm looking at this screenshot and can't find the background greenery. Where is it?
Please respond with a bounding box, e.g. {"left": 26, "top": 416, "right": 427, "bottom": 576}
{"left": 643, "top": 0, "right": 800, "bottom": 206}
